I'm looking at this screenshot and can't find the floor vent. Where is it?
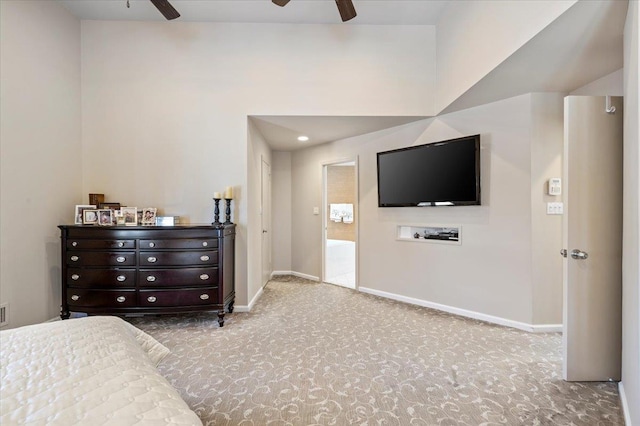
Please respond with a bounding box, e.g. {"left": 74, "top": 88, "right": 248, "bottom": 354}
{"left": 0, "top": 304, "right": 8, "bottom": 328}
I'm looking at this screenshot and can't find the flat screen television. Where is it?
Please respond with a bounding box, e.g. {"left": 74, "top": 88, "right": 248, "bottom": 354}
{"left": 377, "top": 135, "right": 481, "bottom": 207}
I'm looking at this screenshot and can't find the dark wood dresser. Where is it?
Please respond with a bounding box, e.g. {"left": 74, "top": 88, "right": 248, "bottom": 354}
{"left": 58, "top": 224, "right": 235, "bottom": 326}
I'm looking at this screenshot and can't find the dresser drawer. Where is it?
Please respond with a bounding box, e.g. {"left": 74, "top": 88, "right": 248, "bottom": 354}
{"left": 67, "top": 269, "right": 136, "bottom": 288}
{"left": 139, "top": 239, "right": 218, "bottom": 250}
{"left": 139, "top": 250, "right": 218, "bottom": 266}
{"left": 139, "top": 267, "right": 218, "bottom": 287}
{"left": 139, "top": 289, "right": 218, "bottom": 307}
{"left": 67, "top": 289, "right": 136, "bottom": 308}
{"left": 67, "top": 239, "right": 135, "bottom": 249}
{"left": 67, "top": 252, "right": 136, "bottom": 266}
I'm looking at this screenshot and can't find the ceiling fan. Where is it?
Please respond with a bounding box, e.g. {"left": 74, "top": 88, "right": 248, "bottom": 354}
{"left": 147, "top": 0, "right": 181, "bottom": 20}
{"left": 273, "top": 0, "right": 357, "bottom": 22}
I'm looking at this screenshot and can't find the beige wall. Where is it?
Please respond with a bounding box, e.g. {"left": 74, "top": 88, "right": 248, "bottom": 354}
{"left": 570, "top": 69, "right": 624, "bottom": 96}
{"left": 0, "top": 0, "right": 82, "bottom": 328}
{"left": 327, "top": 166, "right": 356, "bottom": 242}
{"left": 288, "top": 93, "right": 565, "bottom": 326}
{"left": 247, "top": 119, "right": 272, "bottom": 300}
{"left": 622, "top": 0, "right": 640, "bottom": 423}
{"left": 530, "top": 93, "right": 565, "bottom": 324}
{"left": 80, "top": 21, "right": 436, "bottom": 307}
{"left": 271, "top": 151, "right": 292, "bottom": 272}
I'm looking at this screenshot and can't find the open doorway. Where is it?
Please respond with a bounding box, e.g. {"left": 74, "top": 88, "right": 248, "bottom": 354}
{"left": 323, "top": 159, "right": 358, "bottom": 289}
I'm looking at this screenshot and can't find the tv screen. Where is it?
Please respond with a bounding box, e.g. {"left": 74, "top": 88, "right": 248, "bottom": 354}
{"left": 377, "top": 135, "right": 480, "bottom": 207}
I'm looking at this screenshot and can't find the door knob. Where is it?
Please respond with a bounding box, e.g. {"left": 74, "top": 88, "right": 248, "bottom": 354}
{"left": 570, "top": 249, "right": 589, "bottom": 260}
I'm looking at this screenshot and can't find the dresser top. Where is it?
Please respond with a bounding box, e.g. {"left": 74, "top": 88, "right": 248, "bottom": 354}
{"left": 59, "top": 224, "right": 235, "bottom": 230}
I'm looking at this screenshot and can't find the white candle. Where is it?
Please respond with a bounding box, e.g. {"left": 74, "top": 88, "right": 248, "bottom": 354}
{"left": 224, "top": 186, "right": 233, "bottom": 199}
{"left": 213, "top": 192, "right": 222, "bottom": 199}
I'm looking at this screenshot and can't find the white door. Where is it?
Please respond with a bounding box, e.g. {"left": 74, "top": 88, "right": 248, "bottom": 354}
{"left": 563, "top": 96, "right": 623, "bottom": 381}
{"left": 323, "top": 159, "right": 358, "bottom": 289}
{"left": 261, "top": 158, "right": 272, "bottom": 287}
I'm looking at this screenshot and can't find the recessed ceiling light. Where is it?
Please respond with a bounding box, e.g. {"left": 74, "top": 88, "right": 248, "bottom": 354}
{"left": 297, "top": 135, "right": 309, "bottom": 142}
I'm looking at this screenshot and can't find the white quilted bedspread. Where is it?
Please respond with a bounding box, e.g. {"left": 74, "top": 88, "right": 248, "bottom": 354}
{"left": 0, "top": 316, "right": 202, "bottom": 426}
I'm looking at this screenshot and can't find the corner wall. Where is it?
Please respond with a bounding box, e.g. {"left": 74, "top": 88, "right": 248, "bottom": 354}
{"left": 0, "top": 0, "right": 82, "bottom": 328}
{"left": 435, "top": 0, "right": 576, "bottom": 113}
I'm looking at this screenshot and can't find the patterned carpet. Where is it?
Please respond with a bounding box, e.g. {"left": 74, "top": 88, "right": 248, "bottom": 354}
{"left": 126, "top": 276, "right": 623, "bottom": 425}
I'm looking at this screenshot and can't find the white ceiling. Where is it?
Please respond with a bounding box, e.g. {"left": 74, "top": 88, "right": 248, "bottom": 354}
{"left": 58, "top": 0, "right": 449, "bottom": 25}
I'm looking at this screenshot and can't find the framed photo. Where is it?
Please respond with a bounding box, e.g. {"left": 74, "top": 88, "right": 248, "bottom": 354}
{"left": 75, "top": 205, "right": 96, "bottom": 225}
{"left": 122, "top": 207, "right": 137, "bottom": 226}
{"left": 114, "top": 209, "right": 125, "bottom": 225}
{"left": 82, "top": 209, "right": 99, "bottom": 225}
{"left": 99, "top": 202, "right": 121, "bottom": 210}
{"left": 142, "top": 208, "right": 157, "bottom": 226}
{"left": 98, "top": 209, "right": 113, "bottom": 226}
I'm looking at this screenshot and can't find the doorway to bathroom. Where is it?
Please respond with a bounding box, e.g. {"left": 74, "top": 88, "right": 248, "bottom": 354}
{"left": 322, "top": 159, "right": 358, "bottom": 289}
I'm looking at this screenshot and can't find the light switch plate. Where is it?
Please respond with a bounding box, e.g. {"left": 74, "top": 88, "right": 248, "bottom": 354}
{"left": 313, "top": 207, "right": 320, "bottom": 215}
{"left": 547, "top": 202, "right": 564, "bottom": 215}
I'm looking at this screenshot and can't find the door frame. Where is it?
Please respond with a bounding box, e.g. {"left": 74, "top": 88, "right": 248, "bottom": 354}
{"left": 322, "top": 156, "right": 359, "bottom": 289}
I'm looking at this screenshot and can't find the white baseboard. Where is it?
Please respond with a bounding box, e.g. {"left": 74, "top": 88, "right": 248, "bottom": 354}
{"left": 233, "top": 286, "right": 264, "bottom": 313}
{"left": 619, "top": 382, "right": 633, "bottom": 426}
{"left": 358, "top": 286, "right": 562, "bottom": 333}
{"left": 529, "top": 324, "right": 563, "bottom": 333}
{"left": 271, "top": 270, "right": 320, "bottom": 282}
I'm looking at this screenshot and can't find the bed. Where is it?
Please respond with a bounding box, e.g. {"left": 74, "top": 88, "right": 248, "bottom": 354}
{"left": 0, "top": 316, "right": 202, "bottom": 425}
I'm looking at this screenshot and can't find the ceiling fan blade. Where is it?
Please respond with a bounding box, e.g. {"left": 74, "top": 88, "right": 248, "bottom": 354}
{"left": 149, "top": 0, "right": 180, "bottom": 20}
{"left": 272, "top": 0, "right": 291, "bottom": 6}
{"left": 335, "top": 0, "right": 357, "bottom": 22}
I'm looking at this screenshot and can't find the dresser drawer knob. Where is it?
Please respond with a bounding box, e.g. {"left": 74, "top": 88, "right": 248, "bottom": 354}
{"left": 70, "top": 255, "right": 79, "bottom": 262}
{"left": 146, "top": 275, "right": 156, "bottom": 282}
{"left": 116, "top": 256, "right": 126, "bottom": 263}
{"left": 116, "top": 275, "right": 126, "bottom": 282}
{"left": 147, "top": 256, "right": 157, "bottom": 263}
{"left": 202, "top": 241, "right": 208, "bottom": 247}
{"left": 147, "top": 296, "right": 157, "bottom": 303}
{"left": 116, "top": 296, "right": 126, "bottom": 303}
{"left": 71, "top": 241, "right": 78, "bottom": 247}
{"left": 71, "top": 295, "right": 80, "bottom": 301}
{"left": 200, "top": 274, "right": 209, "bottom": 280}
{"left": 71, "top": 274, "right": 80, "bottom": 281}
{"left": 117, "top": 242, "right": 125, "bottom": 247}
{"left": 200, "top": 294, "right": 210, "bottom": 300}
{"left": 200, "top": 255, "right": 210, "bottom": 262}
{"left": 149, "top": 242, "right": 155, "bottom": 248}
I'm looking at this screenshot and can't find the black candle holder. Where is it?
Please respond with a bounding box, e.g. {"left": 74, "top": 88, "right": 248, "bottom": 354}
{"left": 212, "top": 198, "right": 221, "bottom": 226}
{"left": 224, "top": 198, "right": 233, "bottom": 224}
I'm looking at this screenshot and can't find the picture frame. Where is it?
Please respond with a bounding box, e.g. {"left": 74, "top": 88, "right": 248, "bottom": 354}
{"left": 89, "top": 193, "right": 104, "bottom": 208}
{"left": 114, "top": 209, "right": 125, "bottom": 225}
{"left": 141, "top": 208, "right": 157, "bottom": 226}
{"left": 98, "top": 209, "right": 113, "bottom": 226}
{"left": 99, "top": 202, "right": 121, "bottom": 210}
{"left": 82, "top": 209, "right": 99, "bottom": 225}
{"left": 75, "top": 205, "right": 96, "bottom": 225}
{"left": 122, "top": 207, "right": 137, "bottom": 226}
